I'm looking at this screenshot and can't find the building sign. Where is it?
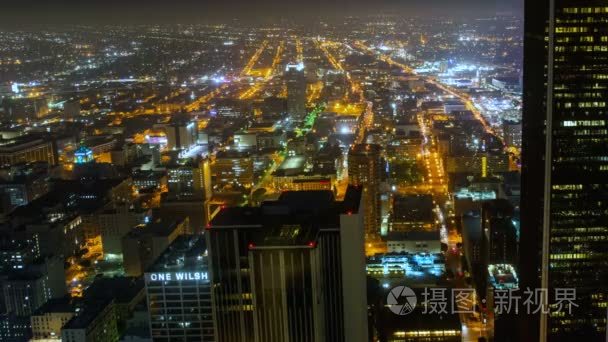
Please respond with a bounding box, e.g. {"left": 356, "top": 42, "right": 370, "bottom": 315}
{"left": 146, "top": 271, "right": 209, "bottom": 283}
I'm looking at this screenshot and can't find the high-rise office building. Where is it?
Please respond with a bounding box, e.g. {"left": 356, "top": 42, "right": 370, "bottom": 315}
{"left": 1, "top": 256, "right": 66, "bottom": 317}
{"left": 167, "top": 158, "right": 213, "bottom": 199}
{"left": 207, "top": 187, "right": 367, "bottom": 342}
{"left": 166, "top": 120, "right": 197, "bottom": 151}
{"left": 348, "top": 144, "right": 382, "bottom": 243}
{"left": 285, "top": 63, "right": 307, "bottom": 120}
{"left": 144, "top": 235, "right": 215, "bottom": 341}
{"left": 212, "top": 151, "right": 254, "bottom": 189}
{"left": 521, "top": 1, "right": 608, "bottom": 340}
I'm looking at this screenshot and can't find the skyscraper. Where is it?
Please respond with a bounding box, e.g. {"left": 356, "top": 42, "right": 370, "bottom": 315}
{"left": 348, "top": 144, "right": 382, "bottom": 245}
{"left": 206, "top": 187, "right": 367, "bottom": 342}
{"left": 166, "top": 119, "right": 197, "bottom": 151}
{"left": 144, "top": 235, "right": 215, "bottom": 341}
{"left": 521, "top": 1, "right": 608, "bottom": 340}
{"left": 285, "top": 62, "right": 307, "bottom": 120}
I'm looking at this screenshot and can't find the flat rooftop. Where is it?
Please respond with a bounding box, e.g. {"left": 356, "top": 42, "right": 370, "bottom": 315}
{"left": 62, "top": 298, "right": 113, "bottom": 330}
{"left": 367, "top": 253, "right": 446, "bottom": 281}
{"left": 392, "top": 194, "right": 435, "bottom": 222}
{"left": 147, "top": 235, "right": 207, "bottom": 273}
{"left": 33, "top": 297, "right": 74, "bottom": 315}
{"left": 488, "top": 263, "right": 519, "bottom": 289}
{"left": 83, "top": 277, "right": 144, "bottom": 304}
{"left": 277, "top": 156, "right": 306, "bottom": 171}
{"left": 0, "top": 135, "right": 48, "bottom": 152}
{"left": 124, "top": 219, "right": 184, "bottom": 238}
{"left": 209, "top": 186, "right": 362, "bottom": 230}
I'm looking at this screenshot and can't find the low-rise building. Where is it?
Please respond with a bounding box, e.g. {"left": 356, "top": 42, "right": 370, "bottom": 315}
{"left": 61, "top": 299, "right": 119, "bottom": 342}
{"left": 30, "top": 297, "right": 75, "bottom": 341}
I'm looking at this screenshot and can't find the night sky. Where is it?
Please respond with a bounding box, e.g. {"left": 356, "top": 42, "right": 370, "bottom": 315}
{"left": 1, "top": 0, "right": 522, "bottom": 25}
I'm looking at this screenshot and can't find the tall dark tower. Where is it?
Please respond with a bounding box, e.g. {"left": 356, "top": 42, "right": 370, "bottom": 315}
{"left": 521, "top": 1, "right": 608, "bottom": 340}
{"left": 285, "top": 62, "right": 307, "bottom": 120}
{"left": 348, "top": 144, "right": 382, "bottom": 248}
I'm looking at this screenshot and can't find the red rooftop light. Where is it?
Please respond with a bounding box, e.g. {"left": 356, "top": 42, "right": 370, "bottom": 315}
{"left": 248, "top": 243, "right": 255, "bottom": 249}
{"left": 307, "top": 241, "right": 316, "bottom": 248}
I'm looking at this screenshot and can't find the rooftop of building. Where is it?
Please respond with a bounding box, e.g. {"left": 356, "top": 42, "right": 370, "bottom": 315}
{"left": 272, "top": 156, "right": 307, "bottom": 176}
{"left": 33, "top": 296, "right": 74, "bottom": 315}
{"left": 62, "top": 298, "right": 114, "bottom": 330}
{"left": 0, "top": 134, "right": 49, "bottom": 152}
{"left": 377, "top": 296, "right": 461, "bottom": 339}
{"left": 348, "top": 143, "right": 382, "bottom": 156}
{"left": 277, "top": 156, "right": 306, "bottom": 171}
{"left": 215, "top": 150, "right": 251, "bottom": 159}
{"left": 443, "top": 99, "right": 465, "bottom": 106}
{"left": 147, "top": 234, "right": 207, "bottom": 273}
{"left": 392, "top": 194, "right": 435, "bottom": 222}
{"left": 124, "top": 218, "right": 185, "bottom": 239}
{"left": 367, "top": 252, "right": 446, "bottom": 280}
{"left": 10, "top": 178, "right": 128, "bottom": 219}
{"left": 247, "top": 121, "right": 276, "bottom": 132}
{"left": 488, "top": 264, "right": 519, "bottom": 289}
{"left": 132, "top": 170, "right": 167, "bottom": 180}
{"left": 385, "top": 230, "right": 440, "bottom": 241}
{"left": 82, "top": 135, "right": 116, "bottom": 147}
{"left": 83, "top": 276, "right": 144, "bottom": 304}
{"left": 209, "top": 186, "right": 362, "bottom": 230}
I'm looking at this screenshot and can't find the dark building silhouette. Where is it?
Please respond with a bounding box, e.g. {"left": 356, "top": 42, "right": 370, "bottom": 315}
{"left": 207, "top": 186, "right": 367, "bottom": 342}
{"left": 521, "top": 0, "right": 608, "bottom": 340}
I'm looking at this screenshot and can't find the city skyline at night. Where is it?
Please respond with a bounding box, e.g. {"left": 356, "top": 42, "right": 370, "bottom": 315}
{"left": 0, "top": 1, "right": 605, "bottom": 342}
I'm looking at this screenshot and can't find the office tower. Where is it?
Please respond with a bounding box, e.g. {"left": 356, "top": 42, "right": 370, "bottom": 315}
{"left": 285, "top": 62, "right": 307, "bottom": 120}
{"left": 521, "top": 1, "right": 608, "bottom": 340}
{"left": 167, "top": 158, "right": 213, "bottom": 199}
{"left": 158, "top": 159, "right": 213, "bottom": 234}
{"left": 1, "top": 256, "right": 66, "bottom": 316}
{"left": 481, "top": 199, "right": 517, "bottom": 266}
{"left": 248, "top": 231, "right": 324, "bottom": 341}
{"left": 0, "top": 161, "right": 50, "bottom": 211}
{"left": 212, "top": 151, "right": 254, "bottom": 189}
{"left": 95, "top": 203, "right": 139, "bottom": 258}
{"left": 144, "top": 235, "right": 214, "bottom": 341}
{"left": 502, "top": 120, "right": 522, "bottom": 148}
{"left": 207, "top": 187, "right": 367, "bottom": 342}
{"left": 166, "top": 119, "right": 197, "bottom": 151}
{"left": 121, "top": 218, "right": 187, "bottom": 276}
{"left": 348, "top": 144, "right": 382, "bottom": 243}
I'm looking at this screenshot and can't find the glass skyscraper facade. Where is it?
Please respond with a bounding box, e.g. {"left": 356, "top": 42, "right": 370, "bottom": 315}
{"left": 522, "top": 0, "right": 608, "bottom": 340}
